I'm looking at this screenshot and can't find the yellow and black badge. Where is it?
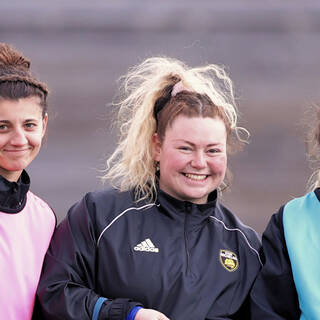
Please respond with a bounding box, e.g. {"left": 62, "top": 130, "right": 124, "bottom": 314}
{"left": 219, "top": 249, "right": 239, "bottom": 272}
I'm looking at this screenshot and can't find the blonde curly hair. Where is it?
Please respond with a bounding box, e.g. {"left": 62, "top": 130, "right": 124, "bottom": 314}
{"left": 103, "top": 56, "right": 248, "bottom": 202}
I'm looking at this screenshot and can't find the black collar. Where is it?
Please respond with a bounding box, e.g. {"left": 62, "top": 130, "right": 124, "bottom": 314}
{"left": 0, "top": 170, "right": 30, "bottom": 213}
{"left": 156, "top": 187, "right": 218, "bottom": 226}
{"left": 315, "top": 188, "right": 320, "bottom": 202}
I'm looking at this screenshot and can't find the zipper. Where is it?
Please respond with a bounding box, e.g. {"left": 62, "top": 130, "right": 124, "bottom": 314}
{"left": 184, "top": 203, "right": 192, "bottom": 274}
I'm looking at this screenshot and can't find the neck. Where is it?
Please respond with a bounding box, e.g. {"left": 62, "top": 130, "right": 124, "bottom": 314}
{"left": 0, "top": 169, "right": 22, "bottom": 182}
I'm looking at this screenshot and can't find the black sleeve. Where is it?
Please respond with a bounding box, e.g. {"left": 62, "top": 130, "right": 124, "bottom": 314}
{"left": 249, "top": 208, "right": 300, "bottom": 319}
{"left": 36, "top": 194, "right": 142, "bottom": 320}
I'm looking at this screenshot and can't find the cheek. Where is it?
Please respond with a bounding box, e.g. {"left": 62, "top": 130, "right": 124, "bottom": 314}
{"left": 209, "top": 156, "right": 227, "bottom": 173}
{"left": 0, "top": 137, "right": 8, "bottom": 148}
{"left": 159, "top": 152, "right": 188, "bottom": 176}
{"left": 29, "top": 133, "right": 43, "bottom": 148}
{"left": 165, "top": 152, "right": 188, "bottom": 170}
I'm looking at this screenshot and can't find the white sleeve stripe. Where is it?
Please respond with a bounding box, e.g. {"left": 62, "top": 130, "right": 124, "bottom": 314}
{"left": 97, "top": 203, "right": 156, "bottom": 246}
{"left": 209, "top": 216, "right": 262, "bottom": 266}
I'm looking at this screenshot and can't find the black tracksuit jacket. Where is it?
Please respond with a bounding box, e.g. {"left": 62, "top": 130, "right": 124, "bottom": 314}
{"left": 248, "top": 191, "right": 320, "bottom": 318}
{"left": 36, "top": 187, "right": 262, "bottom": 320}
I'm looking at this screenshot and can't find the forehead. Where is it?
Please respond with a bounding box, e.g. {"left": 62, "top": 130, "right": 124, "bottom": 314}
{"left": 0, "top": 97, "right": 42, "bottom": 119}
{"left": 165, "top": 115, "right": 227, "bottom": 143}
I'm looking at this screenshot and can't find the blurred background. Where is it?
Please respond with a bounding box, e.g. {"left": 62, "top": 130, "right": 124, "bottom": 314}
{"left": 1, "top": 0, "right": 319, "bottom": 234}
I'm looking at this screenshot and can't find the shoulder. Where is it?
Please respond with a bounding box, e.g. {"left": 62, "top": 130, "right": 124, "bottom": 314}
{"left": 67, "top": 187, "right": 132, "bottom": 221}
{"left": 212, "top": 201, "right": 261, "bottom": 244}
{"left": 85, "top": 187, "right": 134, "bottom": 209}
{"left": 82, "top": 188, "right": 158, "bottom": 246}
{"left": 27, "top": 191, "right": 53, "bottom": 210}
{"left": 84, "top": 187, "right": 154, "bottom": 219}
{"left": 55, "top": 188, "right": 134, "bottom": 246}
{"left": 67, "top": 187, "right": 156, "bottom": 232}
{"left": 280, "top": 190, "right": 320, "bottom": 234}
{"left": 282, "top": 189, "right": 320, "bottom": 243}
{"left": 26, "top": 191, "right": 56, "bottom": 225}
{"left": 263, "top": 191, "right": 317, "bottom": 239}
{"left": 283, "top": 190, "right": 318, "bottom": 215}
{"left": 210, "top": 201, "right": 262, "bottom": 264}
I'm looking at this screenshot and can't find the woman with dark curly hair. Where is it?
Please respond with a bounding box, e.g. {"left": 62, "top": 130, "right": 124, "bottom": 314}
{"left": 0, "top": 43, "right": 55, "bottom": 319}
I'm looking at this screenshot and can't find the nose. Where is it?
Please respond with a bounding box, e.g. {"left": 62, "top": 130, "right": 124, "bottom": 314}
{"left": 191, "top": 151, "right": 206, "bottom": 169}
{"left": 10, "top": 128, "right": 28, "bottom": 146}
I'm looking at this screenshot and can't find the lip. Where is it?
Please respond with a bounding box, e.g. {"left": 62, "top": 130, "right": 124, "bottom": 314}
{"left": 183, "top": 173, "right": 209, "bottom": 181}
{"left": 3, "top": 149, "right": 30, "bottom": 153}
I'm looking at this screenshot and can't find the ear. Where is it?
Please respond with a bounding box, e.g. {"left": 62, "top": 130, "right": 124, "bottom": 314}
{"left": 41, "top": 113, "right": 48, "bottom": 138}
{"left": 152, "top": 133, "right": 162, "bottom": 161}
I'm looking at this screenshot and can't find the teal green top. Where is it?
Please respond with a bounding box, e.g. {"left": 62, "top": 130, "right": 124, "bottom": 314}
{"left": 283, "top": 191, "right": 320, "bottom": 320}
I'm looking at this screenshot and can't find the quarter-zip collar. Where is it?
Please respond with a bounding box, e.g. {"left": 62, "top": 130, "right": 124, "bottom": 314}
{"left": 156, "top": 187, "right": 218, "bottom": 228}
{"left": 0, "top": 170, "right": 30, "bottom": 213}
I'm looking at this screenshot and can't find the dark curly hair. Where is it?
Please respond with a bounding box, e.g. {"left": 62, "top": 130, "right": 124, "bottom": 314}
{"left": 0, "top": 43, "right": 49, "bottom": 117}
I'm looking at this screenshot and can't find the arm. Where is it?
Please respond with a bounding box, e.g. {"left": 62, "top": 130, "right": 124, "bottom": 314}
{"left": 36, "top": 194, "right": 143, "bottom": 320}
{"left": 250, "top": 208, "right": 300, "bottom": 319}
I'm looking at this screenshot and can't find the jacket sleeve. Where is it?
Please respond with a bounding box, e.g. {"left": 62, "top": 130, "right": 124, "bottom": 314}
{"left": 36, "top": 194, "right": 143, "bottom": 320}
{"left": 249, "top": 208, "right": 300, "bottom": 319}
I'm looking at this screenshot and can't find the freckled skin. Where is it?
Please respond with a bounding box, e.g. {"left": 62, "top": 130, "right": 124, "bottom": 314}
{"left": 0, "top": 97, "right": 47, "bottom": 182}
{"left": 153, "top": 115, "right": 227, "bottom": 204}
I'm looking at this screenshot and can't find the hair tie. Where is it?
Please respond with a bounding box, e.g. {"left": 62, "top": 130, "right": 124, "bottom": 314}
{"left": 171, "top": 81, "right": 190, "bottom": 96}
{"left": 153, "top": 81, "right": 192, "bottom": 122}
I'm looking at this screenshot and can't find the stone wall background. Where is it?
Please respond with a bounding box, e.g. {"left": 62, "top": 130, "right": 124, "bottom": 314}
{"left": 1, "top": 0, "right": 320, "bottom": 234}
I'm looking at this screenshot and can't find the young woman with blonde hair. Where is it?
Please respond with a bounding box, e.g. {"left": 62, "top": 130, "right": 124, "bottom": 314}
{"left": 37, "top": 56, "right": 261, "bottom": 320}
{"left": 250, "top": 108, "right": 320, "bottom": 319}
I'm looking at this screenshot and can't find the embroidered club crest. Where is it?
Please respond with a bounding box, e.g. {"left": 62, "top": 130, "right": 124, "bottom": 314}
{"left": 219, "top": 249, "right": 239, "bottom": 272}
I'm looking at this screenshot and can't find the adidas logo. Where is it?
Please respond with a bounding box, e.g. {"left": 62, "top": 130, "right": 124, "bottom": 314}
{"left": 134, "top": 238, "right": 159, "bottom": 253}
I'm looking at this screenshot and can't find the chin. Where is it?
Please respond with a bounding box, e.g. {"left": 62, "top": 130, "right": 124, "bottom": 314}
{"left": 1, "top": 163, "right": 28, "bottom": 172}
{"left": 182, "top": 193, "right": 207, "bottom": 204}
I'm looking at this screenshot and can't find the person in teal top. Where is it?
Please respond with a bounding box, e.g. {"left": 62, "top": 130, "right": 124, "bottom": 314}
{"left": 250, "top": 109, "right": 320, "bottom": 319}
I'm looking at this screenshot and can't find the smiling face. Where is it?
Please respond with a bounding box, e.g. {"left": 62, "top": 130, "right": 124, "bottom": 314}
{"left": 153, "top": 115, "right": 227, "bottom": 204}
{"left": 0, "top": 97, "right": 47, "bottom": 181}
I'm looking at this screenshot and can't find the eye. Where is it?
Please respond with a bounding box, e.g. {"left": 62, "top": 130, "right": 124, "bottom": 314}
{"left": 0, "top": 124, "right": 8, "bottom": 131}
{"left": 208, "top": 148, "right": 221, "bottom": 154}
{"left": 178, "top": 146, "right": 192, "bottom": 152}
{"left": 25, "top": 122, "right": 37, "bottom": 129}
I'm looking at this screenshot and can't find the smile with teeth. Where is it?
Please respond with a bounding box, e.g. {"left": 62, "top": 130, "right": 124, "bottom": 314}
{"left": 184, "top": 173, "right": 208, "bottom": 181}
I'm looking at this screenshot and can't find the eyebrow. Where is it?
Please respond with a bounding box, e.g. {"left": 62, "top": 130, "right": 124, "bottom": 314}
{"left": 0, "top": 119, "right": 38, "bottom": 122}
{"left": 173, "top": 139, "right": 224, "bottom": 147}
{"left": 0, "top": 118, "right": 39, "bottom": 124}
{"left": 24, "top": 119, "right": 39, "bottom": 122}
